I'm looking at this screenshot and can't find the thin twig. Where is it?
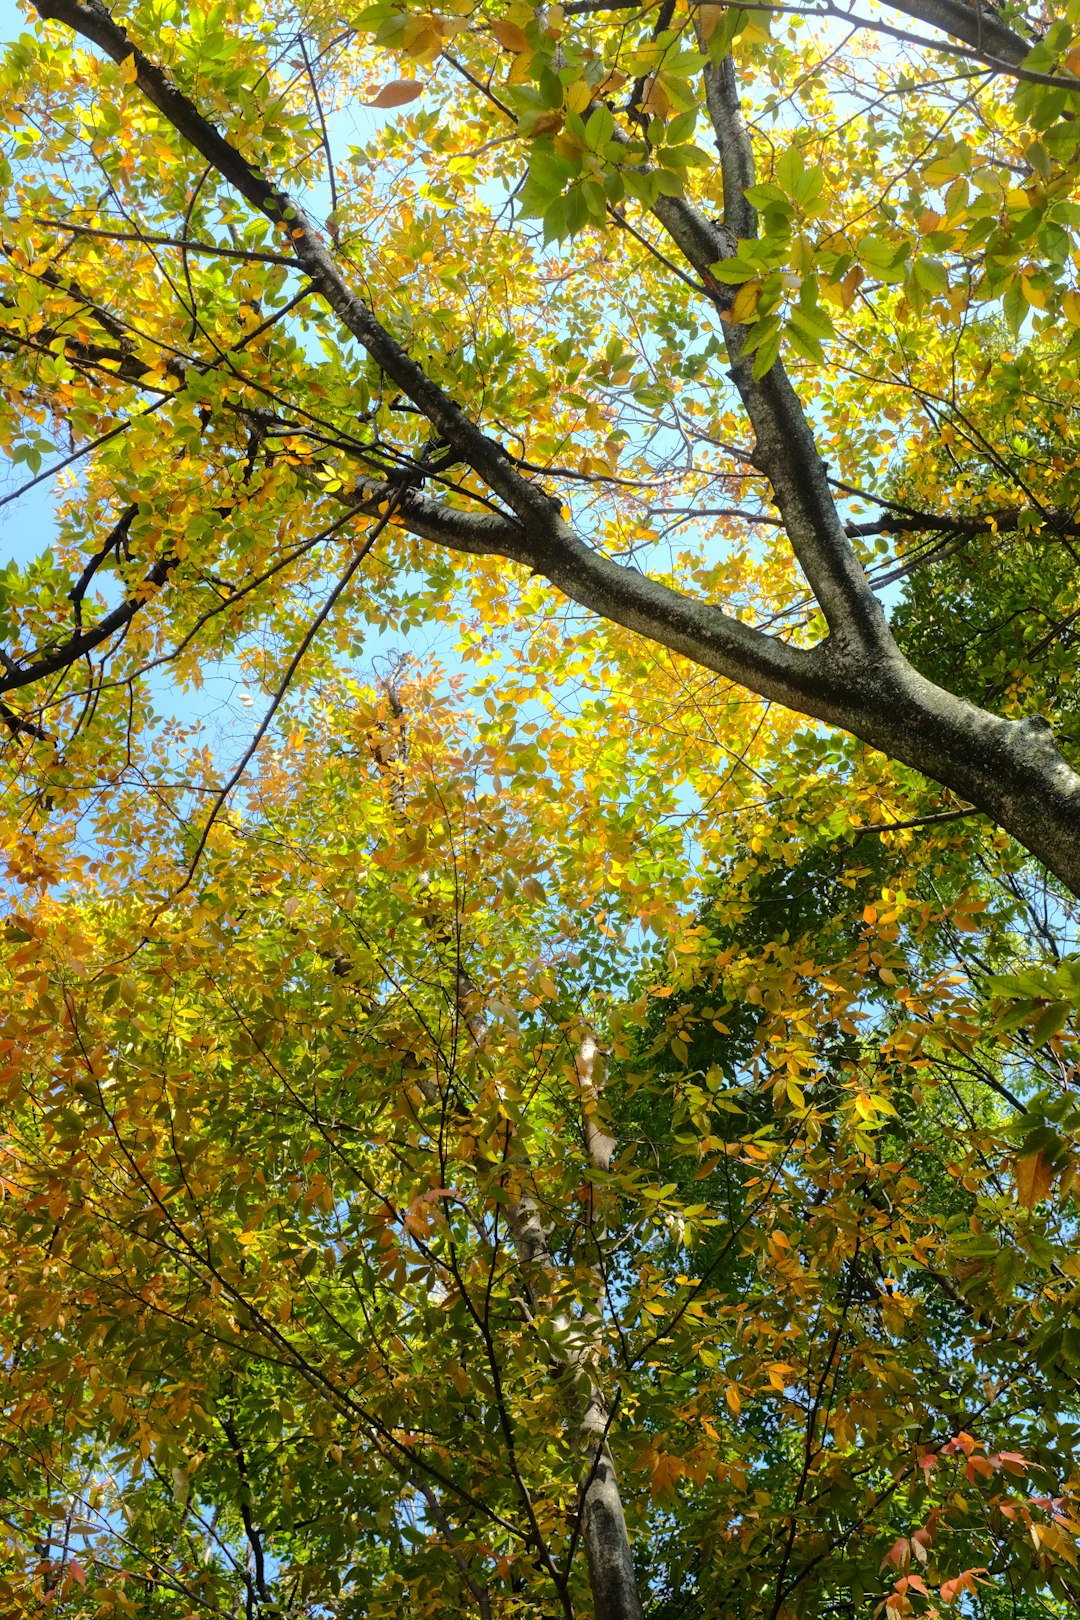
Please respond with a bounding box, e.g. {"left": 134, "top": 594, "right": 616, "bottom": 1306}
{"left": 30, "top": 216, "right": 296, "bottom": 265}
{"left": 170, "top": 499, "right": 395, "bottom": 898}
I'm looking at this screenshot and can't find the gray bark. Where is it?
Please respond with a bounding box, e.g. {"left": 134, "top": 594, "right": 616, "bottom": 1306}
{"left": 572, "top": 1038, "right": 644, "bottom": 1620}
{"left": 482, "top": 1035, "right": 646, "bottom": 1620}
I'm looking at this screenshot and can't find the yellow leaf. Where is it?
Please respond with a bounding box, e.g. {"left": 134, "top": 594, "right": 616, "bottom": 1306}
{"left": 565, "top": 79, "right": 592, "bottom": 115}
{"left": 741, "top": 12, "right": 772, "bottom": 43}
{"left": 730, "top": 278, "right": 763, "bottom": 324}
{"left": 507, "top": 49, "right": 534, "bottom": 83}
{"left": 1032, "top": 1522, "right": 1077, "bottom": 1564}
{"left": 725, "top": 1383, "right": 741, "bottom": 1415}
{"left": 120, "top": 52, "right": 138, "bottom": 84}
{"left": 401, "top": 15, "right": 444, "bottom": 60}
{"left": 449, "top": 1362, "right": 469, "bottom": 1397}
{"left": 1021, "top": 274, "right": 1050, "bottom": 310}
{"left": 554, "top": 128, "right": 586, "bottom": 159}
{"left": 1062, "top": 289, "right": 1080, "bottom": 327}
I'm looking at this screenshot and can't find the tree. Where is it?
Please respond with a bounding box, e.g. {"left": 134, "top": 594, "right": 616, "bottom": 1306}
{"left": 3, "top": 1, "right": 1080, "bottom": 1616}
{"left": 0, "top": 0, "right": 1079, "bottom": 885}
{"left": 2, "top": 669, "right": 1080, "bottom": 1619}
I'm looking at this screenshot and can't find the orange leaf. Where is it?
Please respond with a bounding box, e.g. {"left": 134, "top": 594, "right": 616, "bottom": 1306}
{"left": 365, "top": 80, "right": 424, "bottom": 108}
{"left": 895, "top": 1574, "right": 929, "bottom": 1596}
{"left": 1014, "top": 1150, "right": 1053, "bottom": 1211}
{"left": 940, "top": 1568, "right": 987, "bottom": 1604}
{"left": 492, "top": 18, "right": 531, "bottom": 51}
{"left": 650, "top": 1451, "right": 684, "bottom": 1499}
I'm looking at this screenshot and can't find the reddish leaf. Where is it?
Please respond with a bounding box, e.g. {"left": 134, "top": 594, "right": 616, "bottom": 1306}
{"left": 880, "top": 1537, "right": 911, "bottom": 1572}
{"left": 940, "top": 1568, "right": 987, "bottom": 1605}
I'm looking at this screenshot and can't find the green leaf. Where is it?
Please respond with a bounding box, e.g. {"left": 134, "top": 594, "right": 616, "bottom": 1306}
{"left": 1031, "top": 999, "right": 1072, "bottom": 1046}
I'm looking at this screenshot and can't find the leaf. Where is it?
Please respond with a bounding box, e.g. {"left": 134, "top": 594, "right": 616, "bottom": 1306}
{"left": 880, "top": 1537, "right": 910, "bottom": 1572}
{"left": 939, "top": 1568, "right": 987, "bottom": 1604}
{"left": 1014, "top": 1150, "right": 1054, "bottom": 1211}
{"left": 491, "top": 19, "right": 530, "bottom": 52}
{"left": 729, "top": 279, "right": 763, "bottom": 323}
{"left": 365, "top": 79, "right": 424, "bottom": 108}
{"left": 1030, "top": 999, "right": 1070, "bottom": 1046}
{"left": 650, "top": 1452, "right": 684, "bottom": 1499}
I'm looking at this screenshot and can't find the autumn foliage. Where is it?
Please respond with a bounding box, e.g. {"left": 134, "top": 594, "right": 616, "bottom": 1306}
{"left": 2, "top": 0, "right": 1080, "bottom": 1616}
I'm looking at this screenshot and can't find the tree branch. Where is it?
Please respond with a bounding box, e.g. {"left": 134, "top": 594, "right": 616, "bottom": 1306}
{"left": 0, "top": 550, "right": 176, "bottom": 699}
{"left": 881, "top": 0, "right": 1030, "bottom": 67}
{"left": 28, "top": 216, "right": 296, "bottom": 264}
{"left": 695, "top": 52, "right": 891, "bottom": 655}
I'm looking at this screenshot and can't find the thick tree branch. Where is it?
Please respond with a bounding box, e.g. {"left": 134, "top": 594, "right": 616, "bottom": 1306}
{"left": 696, "top": 53, "right": 891, "bottom": 654}
{"left": 345, "top": 481, "right": 836, "bottom": 710}
{"left": 847, "top": 506, "right": 1080, "bottom": 541}
{"left": 881, "top": 0, "right": 1030, "bottom": 67}
{"left": 564, "top": 0, "right": 1034, "bottom": 72}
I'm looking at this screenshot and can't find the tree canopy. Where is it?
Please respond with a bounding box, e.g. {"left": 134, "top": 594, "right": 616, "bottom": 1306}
{"left": 2, "top": 0, "right": 1080, "bottom": 1615}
